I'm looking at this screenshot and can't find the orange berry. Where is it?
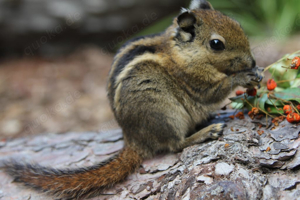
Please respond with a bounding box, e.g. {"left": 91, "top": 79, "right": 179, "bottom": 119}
{"left": 286, "top": 113, "right": 293, "bottom": 123}
{"left": 291, "top": 56, "right": 300, "bottom": 69}
{"left": 235, "top": 112, "right": 245, "bottom": 119}
{"left": 286, "top": 113, "right": 300, "bottom": 123}
{"left": 266, "top": 147, "right": 271, "bottom": 152}
{"left": 248, "top": 111, "right": 254, "bottom": 120}
{"left": 229, "top": 115, "right": 235, "bottom": 119}
{"left": 283, "top": 105, "right": 293, "bottom": 114}
{"left": 246, "top": 88, "right": 257, "bottom": 96}
{"left": 257, "top": 130, "right": 264, "bottom": 135}
{"left": 297, "top": 105, "right": 300, "bottom": 110}
{"left": 272, "top": 116, "right": 284, "bottom": 126}
{"left": 272, "top": 117, "right": 278, "bottom": 123}
{"left": 267, "top": 79, "right": 277, "bottom": 91}
{"left": 278, "top": 115, "right": 285, "bottom": 122}
{"left": 257, "top": 130, "right": 262, "bottom": 135}
{"left": 224, "top": 143, "right": 230, "bottom": 148}
{"left": 251, "top": 107, "right": 259, "bottom": 115}
{"left": 295, "top": 113, "right": 300, "bottom": 122}
{"left": 236, "top": 90, "right": 244, "bottom": 96}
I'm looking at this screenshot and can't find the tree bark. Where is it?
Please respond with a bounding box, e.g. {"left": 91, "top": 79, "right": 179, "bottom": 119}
{"left": 0, "top": 111, "right": 299, "bottom": 200}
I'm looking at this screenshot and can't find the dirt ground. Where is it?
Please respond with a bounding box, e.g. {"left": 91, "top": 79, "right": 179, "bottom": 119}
{"left": 0, "top": 47, "right": 117, "bottom": 139}
{"left": 0, "top": 35, "right": 299, "bottom": 139}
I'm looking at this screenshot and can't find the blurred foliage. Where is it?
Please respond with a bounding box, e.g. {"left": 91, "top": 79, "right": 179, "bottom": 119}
{"left": 267, "top": 50, "right": 300, "bottom": 89}
{"left": 132, "top": 0, "right": 300, "bottom": 40}
{"left": 209, "top": 0, "right": 300, "bottom": 37}
{"left": 134, "top": 15, "right": 175, "bottom": 37}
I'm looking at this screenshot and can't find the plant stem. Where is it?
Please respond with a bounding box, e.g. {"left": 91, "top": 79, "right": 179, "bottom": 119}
{"left": 268, "top": 97, "right": 285, "bottom": 117}
{"left": 277, "top": 78, "right": 300, "bottom": 83}
{"left": 263, "top": 50, "right": 300, "bottom": 72}
{"left": 243, "top": 97, "right": 276, "bottom": 118}
{"left": 269, "top": 94, "right": 300, "bottom": 115}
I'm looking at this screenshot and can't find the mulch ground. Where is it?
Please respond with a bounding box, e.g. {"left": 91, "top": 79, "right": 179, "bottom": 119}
{"left": 0, "top": 47, "right": 117, "bottom": 139}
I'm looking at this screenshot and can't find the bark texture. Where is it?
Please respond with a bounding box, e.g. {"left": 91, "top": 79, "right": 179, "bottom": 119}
{"left": 0, "top": 111, "right": 300, "bottom": 200}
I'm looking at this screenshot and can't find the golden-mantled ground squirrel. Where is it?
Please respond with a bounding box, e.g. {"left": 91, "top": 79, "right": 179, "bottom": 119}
{"left": 4, "top": 0, "right": 263, "bottom": 199}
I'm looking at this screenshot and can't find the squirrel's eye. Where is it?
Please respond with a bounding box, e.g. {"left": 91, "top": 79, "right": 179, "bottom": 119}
{"left": 210, "top": 39, "right": 225, "bottom": 51}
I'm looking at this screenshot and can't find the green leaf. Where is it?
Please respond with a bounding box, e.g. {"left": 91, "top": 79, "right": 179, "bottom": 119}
{"left": 229, "top": 95, "right": 257, "bottom": 111}
{"left": 258, "top": 93, "right": 269, "bottom": 112}
{"left": 265, "top": 105, "right": 284, "bottom": 115}
{"left": 230, "top": 94, "right": 246, "bottom": 110}
{"left": 273, "top": 88, "right": 300, "bottom": 103}
{"left": 290, "top": 79, "right": 300, "bottom": 88}
{"left": 231, "top": 102, "right": 244, "bottom": 109}
{"left": 265, "top": 98, "right": 283, "bottom": 106}
{"left": 229, "top": 94, "right": 246, "bottom": 103}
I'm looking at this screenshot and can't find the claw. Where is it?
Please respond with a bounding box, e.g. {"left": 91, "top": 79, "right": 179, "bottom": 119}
{"left": 258, "top": 76, "right": 263, "bottom": 82}
{"left": 258, "top": 84, "right": 261, "bottom": 89}
{"left": 252, "top": 66, "right": 264, "bottom": 83}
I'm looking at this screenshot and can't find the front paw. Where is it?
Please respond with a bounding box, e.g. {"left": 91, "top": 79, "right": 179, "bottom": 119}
{"left": 208, "top": 123, "right": 225, "bottom": 139}
{"left": 252, "top": 66, "right": 264, "bottom": 85}
{"left": 235, "top": 67, "right": 264, "bottom": 88}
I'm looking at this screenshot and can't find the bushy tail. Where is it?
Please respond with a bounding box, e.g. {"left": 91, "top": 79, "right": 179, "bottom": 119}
{"left": 4, "top": 147, "right": 143, "bottom": 200}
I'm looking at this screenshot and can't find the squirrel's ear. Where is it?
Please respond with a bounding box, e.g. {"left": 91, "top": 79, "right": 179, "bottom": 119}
{"left": 189, "top": 0, "right": 214, "bottom": 10}
{"left": 177, "top": 11, "right": 196, "bottom": 30}
{"left": 176, "top": 11, "right": 197, "bottom": 42}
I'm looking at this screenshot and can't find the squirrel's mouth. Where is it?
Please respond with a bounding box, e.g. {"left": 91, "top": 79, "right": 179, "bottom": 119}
{"left": 225, "top": 67, "right": 264, "bottom": 83}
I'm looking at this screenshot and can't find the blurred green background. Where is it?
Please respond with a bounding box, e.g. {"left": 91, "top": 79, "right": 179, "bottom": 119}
{"left": 1, "top": 0, "right": 299, "bottom": 56}
{"left": 137, "top": 0, "right": 300, "bottom": 39}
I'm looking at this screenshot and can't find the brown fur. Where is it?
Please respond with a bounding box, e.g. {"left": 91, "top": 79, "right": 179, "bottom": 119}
{"left": 4, "top": 1, "right": 263, "bottom": 199}
{"left": 5, "top": 147, "right": 142, "bottom": 199}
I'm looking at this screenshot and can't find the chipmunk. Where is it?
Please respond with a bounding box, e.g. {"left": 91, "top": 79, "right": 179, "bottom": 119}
{"left": 4, "top": 0, "right": 263, "bottom": 199}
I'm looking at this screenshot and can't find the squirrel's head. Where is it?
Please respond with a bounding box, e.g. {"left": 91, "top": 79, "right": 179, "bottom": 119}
{"left": 170, "top": 0, "right": 256, "bottom": 76}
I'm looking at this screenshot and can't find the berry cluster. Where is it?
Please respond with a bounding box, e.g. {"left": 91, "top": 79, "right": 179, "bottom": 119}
{"left": 230, "top": 54, "right": 300, "bottom": 125}
{"left": 284, "top": 105, "right": 300, "bottom": 123}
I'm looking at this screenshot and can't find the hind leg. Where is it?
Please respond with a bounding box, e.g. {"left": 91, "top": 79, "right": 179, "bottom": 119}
{"left": 177, "top": 123, "right": 225, "bottom": 151}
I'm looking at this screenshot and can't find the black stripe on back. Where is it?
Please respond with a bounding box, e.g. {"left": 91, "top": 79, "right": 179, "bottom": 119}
{"left": 111, "top": 45, "right": 156, "bottom": 88}
{"left": 116, "top": 32, "right": 162, "bottom": 55}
